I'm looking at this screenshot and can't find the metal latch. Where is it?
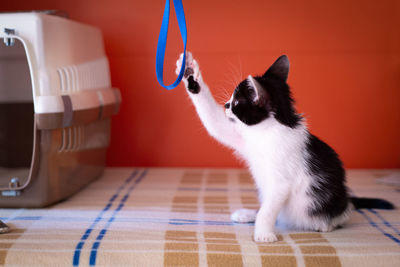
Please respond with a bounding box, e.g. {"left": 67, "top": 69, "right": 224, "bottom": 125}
{"left": 3, "top": 28, "right": 15, "bottom": 46}
{"left": 1, "top": 177, "right": 22, "bottom": 197}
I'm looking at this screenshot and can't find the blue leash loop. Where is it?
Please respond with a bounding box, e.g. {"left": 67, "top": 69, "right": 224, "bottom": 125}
{"left": 156, "top": 0, "right": 187, "bottom": 90}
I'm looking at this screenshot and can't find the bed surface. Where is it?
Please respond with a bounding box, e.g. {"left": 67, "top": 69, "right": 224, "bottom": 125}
{"left": 1, "top": 168, "right": 399, "bottom": 266}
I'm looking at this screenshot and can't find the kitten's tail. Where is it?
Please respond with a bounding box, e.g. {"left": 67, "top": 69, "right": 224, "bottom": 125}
{"left": 350, "top": 197, "right": 395, "bottom": 210}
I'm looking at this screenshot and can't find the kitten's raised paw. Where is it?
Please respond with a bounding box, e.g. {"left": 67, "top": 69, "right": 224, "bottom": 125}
{"left": 231, "top": 209, "right": 257, "bottom": 223}
{"left": 176, "top": 52, "right": 201, "bottom": 94}
{"left": 176, "top": 52, "right": 199, "bottom": 76}
{"left": 254, "top": 230, "right": 278, "bottom": 243}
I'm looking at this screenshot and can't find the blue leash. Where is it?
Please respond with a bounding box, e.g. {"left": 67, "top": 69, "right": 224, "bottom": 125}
{"left": 156, "top": 0, "right": 187, "bottom": 90}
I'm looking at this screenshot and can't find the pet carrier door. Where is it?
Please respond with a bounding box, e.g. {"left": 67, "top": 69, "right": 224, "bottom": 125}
{"left": 0, "top": 36, "right": 35, "bottom": 197}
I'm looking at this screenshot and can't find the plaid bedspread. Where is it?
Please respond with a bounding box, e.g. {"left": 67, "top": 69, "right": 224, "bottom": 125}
{"left": 0, "top": 168, "right": 399, "bottom": 266}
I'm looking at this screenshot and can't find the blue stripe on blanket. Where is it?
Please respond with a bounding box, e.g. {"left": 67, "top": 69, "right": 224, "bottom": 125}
{"left": 0, "top": 216, "right": 254, "bottom": 226}
{"left": 0, "top": 216, "right": 42, "bottom": 221}
{"left": 3, "top": 215, "right": 399, "bottom": 229}
{"left": 72, "top": 169, "right": 140, "bottom": 266}
{"left": 367, "top": 209, "right": 400, "bottom": 236}
{"left": 2, "top": 215, "right": 399, "bottom": 228}
{"left": 89, "top": 169, "right": 148, "bottom": 266}
{"left": 357, "top": 209, "right": 400, "bottom": 245}
{"left": 178, "top": 187, "right": 257, "bottom": 192}
{"left": 168, "top": 218, "right": 249, "bottom": 226}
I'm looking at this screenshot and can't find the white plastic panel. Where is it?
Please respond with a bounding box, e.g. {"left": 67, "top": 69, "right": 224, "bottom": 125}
{"left": 0, "top": 12, "right": 120, "bottom": 115}
{"left": 35, "top": 95, "right": 64, "bottom": 113}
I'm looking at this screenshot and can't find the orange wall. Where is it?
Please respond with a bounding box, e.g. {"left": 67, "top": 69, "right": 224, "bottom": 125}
{"left": 2, "top": 0, "right": 399, "bottom": 168}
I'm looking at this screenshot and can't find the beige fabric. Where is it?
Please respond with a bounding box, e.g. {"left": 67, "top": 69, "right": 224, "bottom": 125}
{"left": 0, "top": 168, "right": 399, "bottom": 266}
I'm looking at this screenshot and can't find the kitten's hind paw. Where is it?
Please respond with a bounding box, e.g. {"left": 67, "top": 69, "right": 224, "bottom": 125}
{"left": 231, "top": 209, "right": 257, "bottom": 223}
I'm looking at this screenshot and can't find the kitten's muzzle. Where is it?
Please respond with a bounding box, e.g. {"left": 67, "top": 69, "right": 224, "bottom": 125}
{"left": 224, "top": 104, "right": 236, "bottom": 122}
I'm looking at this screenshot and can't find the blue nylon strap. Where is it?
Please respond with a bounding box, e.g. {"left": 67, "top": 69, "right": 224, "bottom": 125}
{"left": 156, "top": 0, "right": 187, "bottom": 90}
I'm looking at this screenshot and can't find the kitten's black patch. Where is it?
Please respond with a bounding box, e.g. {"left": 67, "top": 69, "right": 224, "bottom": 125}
{"left": 230, "top": 55, "right": 301, "bottom": 128}
{"left": 231, "top": 76, "right": 301, "bottom": 127}
{"left": 259, "top": 76, "right": 301, "bottom": 128}
{"left": 231, "top": 80, "right": 270, "bottom": 125}
{"left": 305, "top": 134, "right": 349, "bottom": 219}
{"left": 187, "top": 76, "right": 200, "bottom": 94}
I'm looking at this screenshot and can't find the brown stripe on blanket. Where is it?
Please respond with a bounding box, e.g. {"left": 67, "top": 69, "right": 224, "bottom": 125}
{"left": 164, "top": 231, "right": 199, "bottom": 266}
{"left": 204, "top": 232, "right": 237, "bottom": 239}
{"left": 258, "top": 245, "right": 293, "bottom": 254}
{"left": 181, "top": 171, "right": 203, "bottom": 185}
{"left": 165, "top": 230, "right": 198, "bottom": 242}
{"left": 205, "top": 231, "right": 243, "bottom": 266}
{"left": 260, "top": 255, "right": 297, "bottom": 267}
{"left": 300, "top": 245, "right": 336, "bottom": 254}
{"left": 239, "top": 172, "right": 258, "bottom": 210}
{"left": 289, "top": 233, "right": 329, "bottom": 244}
{"left": 240, "top": 196, "right": 258, "bottom": 204}
{"left": 172, "top": 193, "right": 199, "bottom": 213}
{"left": 257, "top": 235, "right": 297, "bottom": 267}
{"left": 165, "top": 242, "right": 199, "bottom": 251}
{"left": 204, "top": 206, "right": 231, "bottom": 214}
{"left": 204, "top": 196, "right": 230, "bottom": 214}
{"left": 172, "top": 205, "right": 198, "bottom": 213}
{"left": 239, "top": 172, "right": 254, "bottom": 185}
{"left": 207, "top": 173, "right": 227, "bottom": 185}
{"left": 207, "top": 253, "right": 244, "bottom": 267}
{"left": 303, "top": 256, "right": 341, "bottom": 267}
{"left": 204, "top": 196, "right": 228, "bottom": 204}
{"left": 173, "top": 196, "right": 198, "bottom": 203}
{"left": 171, "top": 171, "right": 202, "bottom": 213}
{"left": 0, "top": 228, "right": 26, "bottom": 265}
{"left": 164, "top": 252, "right": 199, "bottom": 267}
{"left": 290, "top": 233, "right": 342, "bottom": 267}
{"left": 204, "top": 232, "right": 239, "bottom": 244}
{"left": 241, "top": 195, "right": 259, "bottom": 209}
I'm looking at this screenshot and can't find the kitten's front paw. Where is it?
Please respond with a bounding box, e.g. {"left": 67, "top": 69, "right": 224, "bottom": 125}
{"left": 231, "top": 209, "right": 257, "bottom": 223}
{"left": 254, "top": 229, "right": 278, "bottom": 243}
{"left": 315, "top": 224, "right": 334, "bottom": 232}
{"left": 176, "top": 51, "right": 201, "bottom": 94}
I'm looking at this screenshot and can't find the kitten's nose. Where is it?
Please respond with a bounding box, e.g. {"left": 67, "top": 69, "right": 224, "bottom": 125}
{"left": 224, "top": 102, "right": 230, "bottom": 109}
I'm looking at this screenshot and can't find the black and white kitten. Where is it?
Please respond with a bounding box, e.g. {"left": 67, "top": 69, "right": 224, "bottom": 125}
{"left": 176, "top": 52, "right": 393, "bottom": 243}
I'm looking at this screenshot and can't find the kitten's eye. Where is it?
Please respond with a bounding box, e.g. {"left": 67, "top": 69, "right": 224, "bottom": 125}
{"left": 233, "top": 99, "right": 246, "bottom": 106}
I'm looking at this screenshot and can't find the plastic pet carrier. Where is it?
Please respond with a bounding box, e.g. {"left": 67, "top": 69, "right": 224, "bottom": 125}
{"left": 0, "top": 11, "right": 121, "bottom": 207}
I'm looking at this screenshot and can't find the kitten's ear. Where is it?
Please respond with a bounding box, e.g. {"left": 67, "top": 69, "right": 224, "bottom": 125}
{"left": 248, "top": 75, "right": 268, "bottom": 106}
{"left": 263, "top": 55, "right": 290, "bottom": 82}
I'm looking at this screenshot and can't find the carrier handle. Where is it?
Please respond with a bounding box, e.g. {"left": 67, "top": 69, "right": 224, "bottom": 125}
{"left": 0, "top": 31, "right": 39, "bottom": 194}
{"left": 0, "top": 30, "right": 39, "bottom": 108}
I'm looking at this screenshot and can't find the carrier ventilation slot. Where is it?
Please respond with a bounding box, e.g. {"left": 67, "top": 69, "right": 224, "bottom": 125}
{"left": 56, "top": 58, "right": 111, "bottom": 93}
{"left": 58, "top": 126, "right": 83, "bottom": 152}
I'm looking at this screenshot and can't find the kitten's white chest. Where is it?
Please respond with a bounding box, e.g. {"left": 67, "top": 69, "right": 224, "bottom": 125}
{"left": 241, "top": 120, "right": 300, "bottom": 173}
{"left": 240, "top": 123, "right": 289, "bottom": 192}
{"left": 239, "top": 119, "right": 310, "bottom": 202}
